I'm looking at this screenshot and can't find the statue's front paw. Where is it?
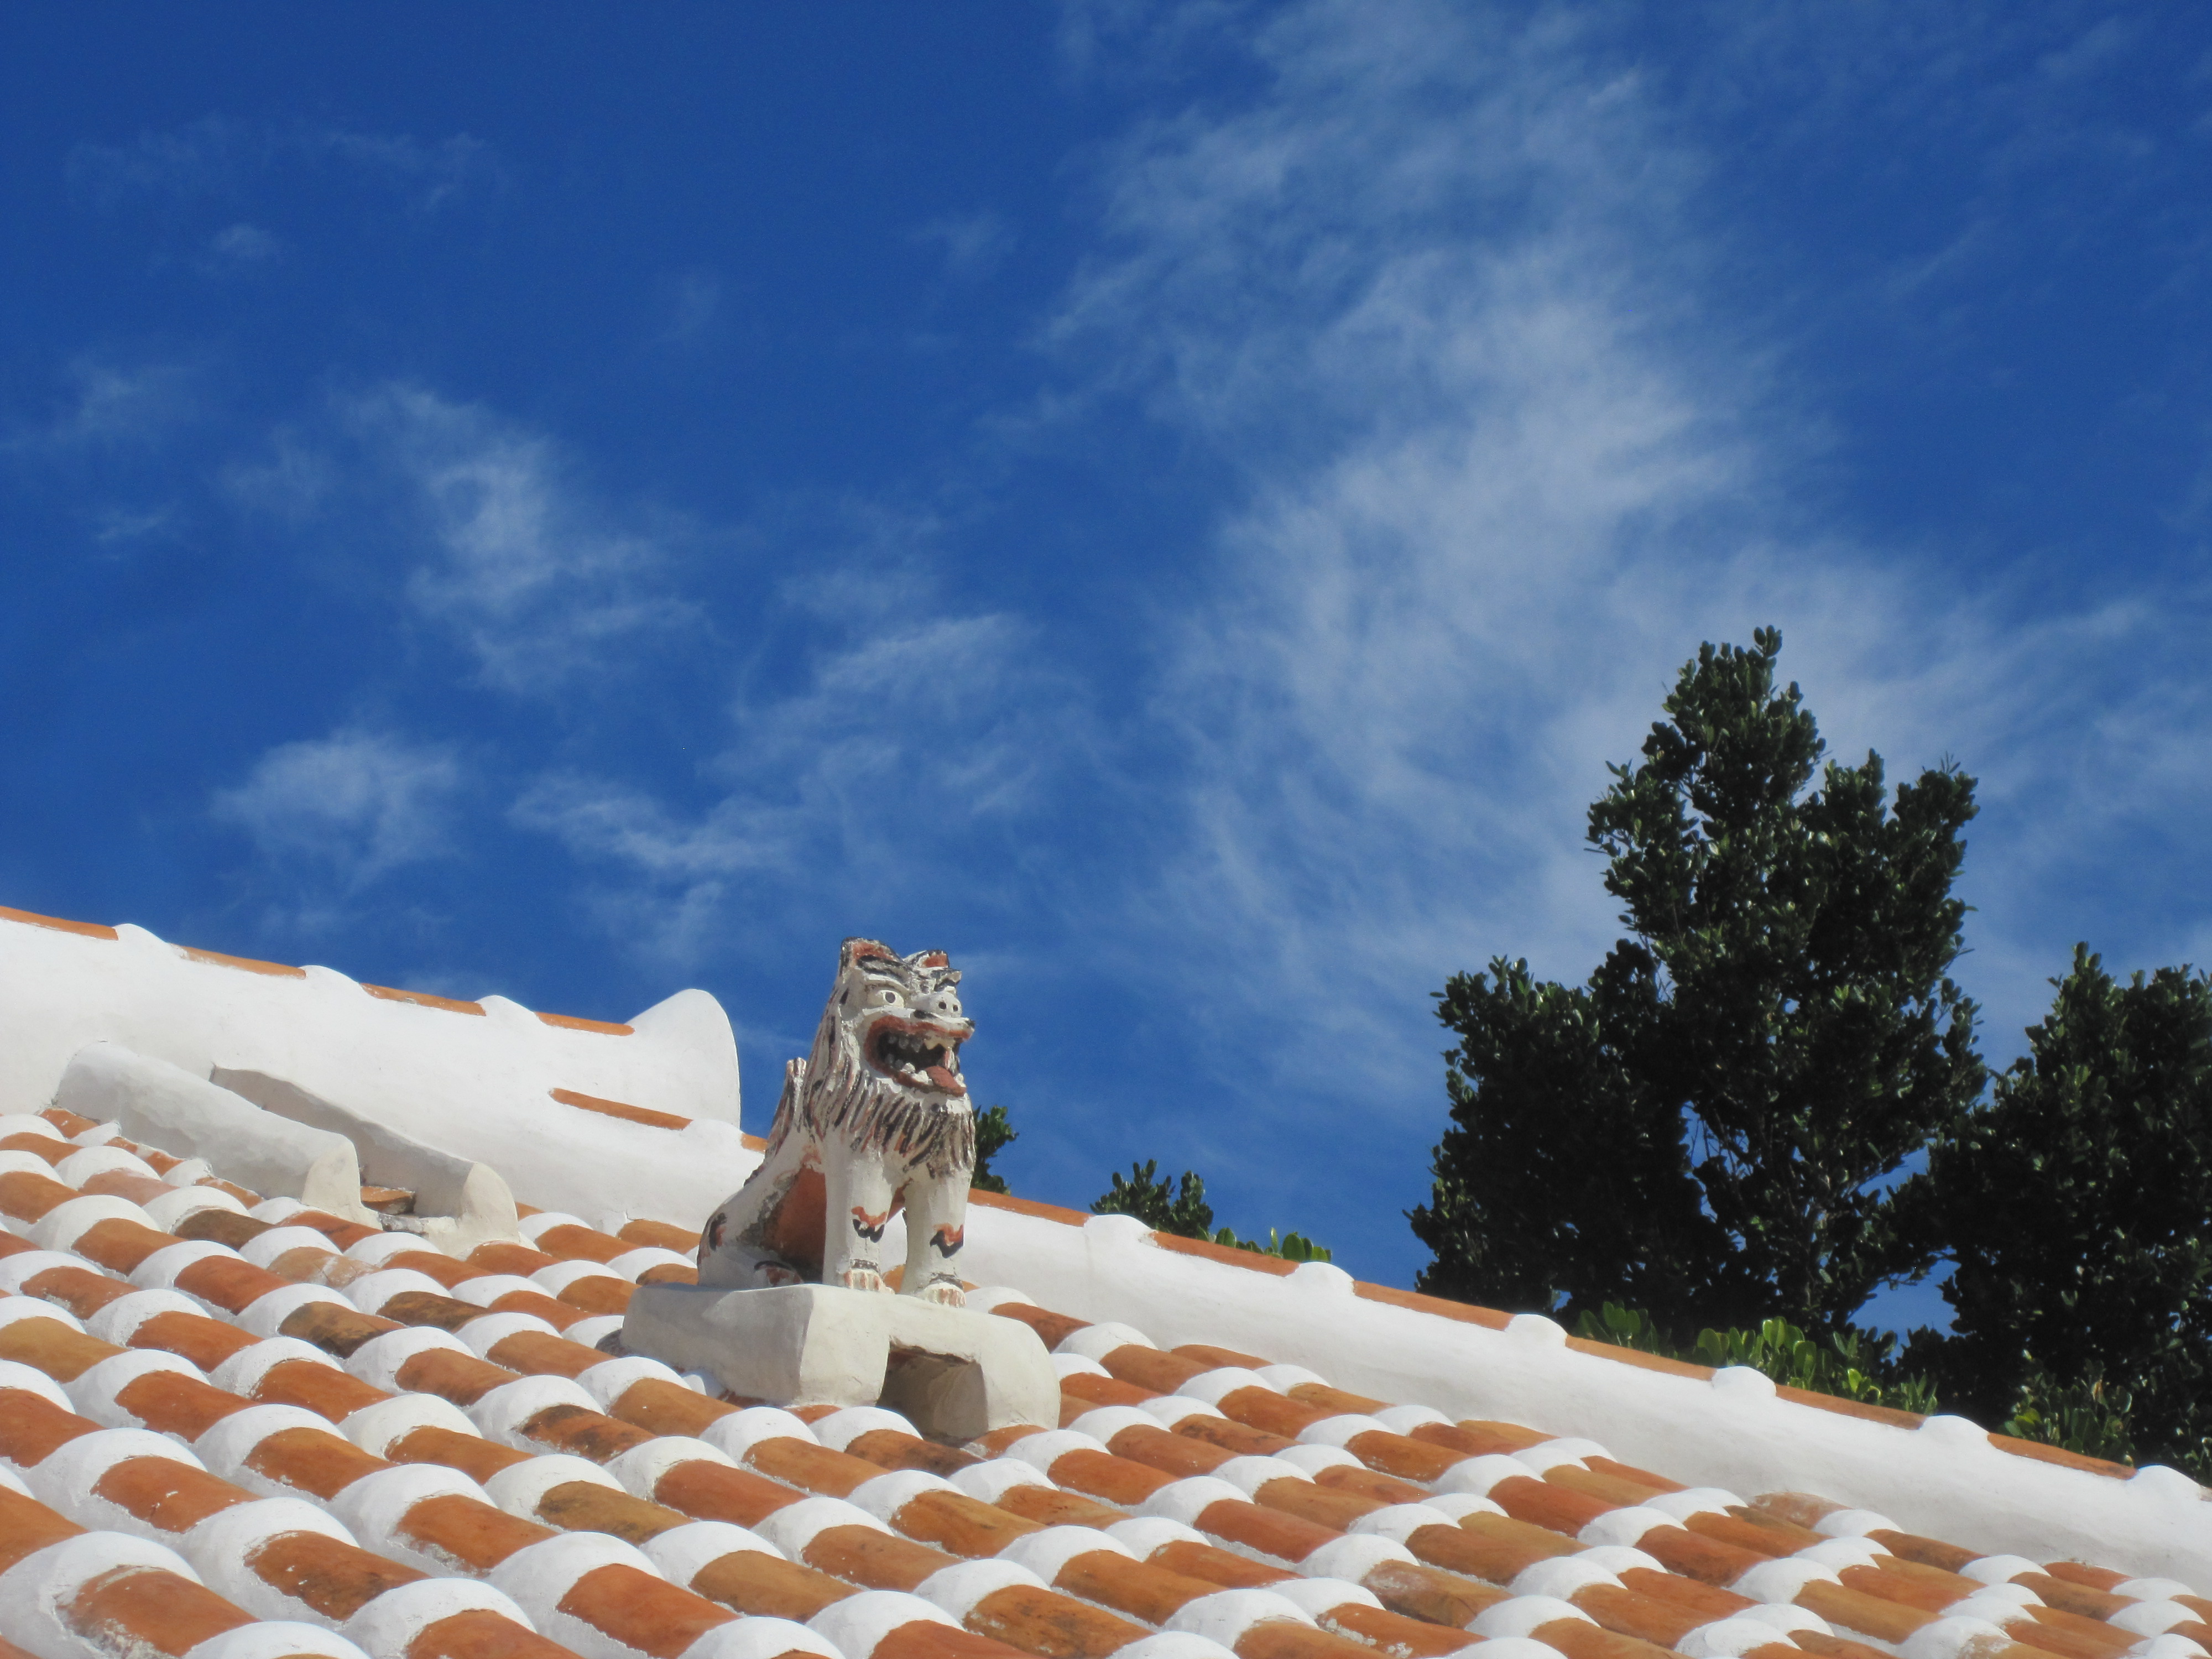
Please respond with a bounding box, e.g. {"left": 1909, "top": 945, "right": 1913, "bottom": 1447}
{"left": 915, "top": 1277, "right": 966, "bottom": 1308}
{"left": 839, "top": 1265, "right": 887, "bottom": 1293}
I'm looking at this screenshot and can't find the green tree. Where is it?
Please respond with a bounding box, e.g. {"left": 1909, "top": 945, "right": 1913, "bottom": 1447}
{"left": 971, "top": 1104, "right": 1018, "bottom": 1194}
{"left": 1904, "top": 946, "right": 2212, "bottom": 1476}
{"left": 1093, "top": 1159, "right": 1214, "bottom": 1237}
{"left": 1413, "top": 629, "right": 1984, "bottom": 1337}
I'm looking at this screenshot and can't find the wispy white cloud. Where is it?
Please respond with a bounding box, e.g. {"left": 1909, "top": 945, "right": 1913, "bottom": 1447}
{"left": 4, "top": 359, "right": 200, "bottom": 455}
{"left": 212, "top": 729, "right": 465, "bottom": 888}
{"left": 228, "top": 384, "right": 703, "bottom": 693}
{"left": 67, "top": 117, "right": 497, "bottom": 213}
{"left": 359, "top": 387, "right": 703, "bottom": 693}
{"left": 513, "top": 592, "right": 1077, "bottom": 971}
{"left": 1045, "top": 0, "right": 2212, "bottom": 1141}
{"left": 915, "top": 212, "right": 1016, "bottom": 282}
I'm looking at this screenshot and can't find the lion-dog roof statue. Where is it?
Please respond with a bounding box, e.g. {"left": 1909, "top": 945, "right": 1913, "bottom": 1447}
{"left": 697, "top": 937, "right": 975, "bottom": 1305}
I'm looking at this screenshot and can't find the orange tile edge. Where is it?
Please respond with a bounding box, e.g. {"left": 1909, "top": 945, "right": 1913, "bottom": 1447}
{"left": 362, "top": 983, "right": 487, "bottom": 1016}
{"left": 0, "top": 904, "right": 118, "bottom": 941}
{"left": 549, "top": 1086, "right": 691, "bottom": 1131}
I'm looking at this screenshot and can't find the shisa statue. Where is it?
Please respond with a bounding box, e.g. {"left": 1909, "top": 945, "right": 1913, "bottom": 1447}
{"left": 697, "top": 938, "right": 975, "bottom": 1306}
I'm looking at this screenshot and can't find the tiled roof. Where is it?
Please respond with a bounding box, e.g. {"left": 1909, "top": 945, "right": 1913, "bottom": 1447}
{"left": 1, "top": 906, "right": 2209, "bottom": 1659}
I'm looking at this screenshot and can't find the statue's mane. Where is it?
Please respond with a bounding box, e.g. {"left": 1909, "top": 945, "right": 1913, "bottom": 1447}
{"left": 760, "top": 945, "right": 975, "bottom": 1178}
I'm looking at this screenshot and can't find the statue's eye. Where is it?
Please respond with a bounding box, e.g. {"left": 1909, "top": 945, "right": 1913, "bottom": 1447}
{"left": 879, "top": 989, "right": 899, "bottom": 1004}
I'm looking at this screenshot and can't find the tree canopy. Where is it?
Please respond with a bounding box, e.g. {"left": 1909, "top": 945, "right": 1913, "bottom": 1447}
{"left": 1902, "top": 946, "right": 2212, "bottom": 1472}
{"left": 1413, "top": 628, "right": 1984, "bottom": 1337}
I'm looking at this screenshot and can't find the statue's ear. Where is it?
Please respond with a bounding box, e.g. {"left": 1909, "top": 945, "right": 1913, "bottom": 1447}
{"left": 842, "top": 938, "right": 896, "bottom": 969}
{"left": 912, "top": 950, "right": 951, "bottom": 969}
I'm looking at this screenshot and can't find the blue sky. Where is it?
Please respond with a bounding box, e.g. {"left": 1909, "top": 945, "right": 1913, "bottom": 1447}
{"left": 5, "top": 4, "right": 2210, "bottom": 1321}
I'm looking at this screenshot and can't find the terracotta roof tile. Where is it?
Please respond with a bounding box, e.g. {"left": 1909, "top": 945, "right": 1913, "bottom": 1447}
{"left": 1, "top": 909, "right": 2207, "bottom": 1659}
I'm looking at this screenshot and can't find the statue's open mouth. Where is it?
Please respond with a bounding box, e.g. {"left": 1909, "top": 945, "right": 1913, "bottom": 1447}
{"left": 865, "top": 1019, "right": 968, "bottom": 1096}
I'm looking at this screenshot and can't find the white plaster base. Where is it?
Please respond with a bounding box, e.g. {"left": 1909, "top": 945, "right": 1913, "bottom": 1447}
{"left": 623, "top": 1284, "right": 1056, "bottom": 1441}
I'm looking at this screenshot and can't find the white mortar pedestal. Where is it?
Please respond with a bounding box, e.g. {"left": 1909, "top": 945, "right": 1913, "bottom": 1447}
{"left": 623, "top": 1284, "right": 1058, "bottom": 1443}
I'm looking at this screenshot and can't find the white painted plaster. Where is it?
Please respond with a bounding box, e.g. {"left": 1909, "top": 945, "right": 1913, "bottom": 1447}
{"left": 32, "top": 1194, "right": 155, "bottom": 1255}
{"left": 345, "top": 1325, "right": 471, "bottom": 1392}
{"left": 1510, "top": 1557, "right": 1621, "bottom": 1599}
{"left": 700, "top": 1405, "right": 817, "bottom": 1461}
{"left": 1136, "top": 1477, "right": 1248, "bottom": 1528}
{"left": 53, "top": 1145, "right": 155, "bottom": 1186}
{"left": 129, "top": 1239, "right": 231, "bottom": 1290}
{"left": 916, "top": 1557, "right": 1047, "bottom": 1621}
{"left": 1068, "top": 1406, "right": 1164, "bottom": 1444}
{"left": 210, "top": 1335, "right": 340, "bottom": 1396}
{"left": 343, "top": 1267, "right": 452, "bottom": 1314}
{"left": 0, "top": 1531, "right": 205, "bottom": 1659}
{"left": 578, "top": 1355, "right": 689, "bottom": 1411}
{"left": 458, "top": 1311, "right": 561, "bottom": 1354}
{"left": 340, "top": 1577, "right": 536, "bottom": 1658}
{"left": 26, "top": 1426, "right": 204, "bottom": 1517}
{"left": 535, "top": 1260, "right": 625, "bottom": 1296}
{"left": 1277, "top": 1446, "right": 1361, "bottom": 1478}
{"left": 952, "top": 1458, "right": 1057, "bottom": 1502}
{"left": 947, "top": 1204, "right": 2212, "bottom": 1577}
{"left": 680, "top": 1618, "right": 841, "bottom": 1659}
{"left": 339, "top": 1392, "right": 481, "bottom": 1458}
{"left": 1211, "top": 1454, "right": 1312, "bottom": 1497}
{"left": 1267, "top": 1577, "right": 1381, "bottom": 1618}
{"left": 1677, "top": 1617, "right": 1794, "bottom": 1657}
{"left": 483, "top": 1452, "right": 625, "bottom": 1519}
{"left": 807, "top": 1590, "right": 957, "bottom": 1659}
{"left": 1004, "top": 1429, "right": 1108, "bottom": 1475}
{"left": 997, "top": 1525, "right": 1134, "bottom": 1580}
{"left": 603, "top": 1436, "right": 734, "bottom": 1501}
{"left": 1166, "top": 1588, "right": 1316, "bottom": 1645}
{"left": 1105, "top": 1517, "right": 1209, "bottom": 1558}
{"left": 1296, "top": 1414, "right": 1390, "bottom": 1449}
{"left": 186, "top": 1497, "right": 358, "bottom": 1617}
{"left": 145, "top": 1186, "right": 248, "bottom": 1231}
{"left": 643, "top": 1519, "right": 786, "bottom": 1586}
{"left": 0, "top": 1357, "right": 76, "bottom": 1412}
{"left": 1345, "top": 1504, "right": 1458, "bottom": 1545}
{"left": 466, "top": 1374, "right": 601, "bottom": 1446}
{"left": 239, "top": 1282, "right": 351, "bottom": 1338}
{"left": 1051, "top": 1354, "right": 1108, "bottom": 1380}
{"left": 196, "top": 1404, "right": 345, "bottom": 1493}
{"left": 180, "top": 1620, "right": 373, "bottom": 1659}
{"left": 1139, "top": 1397, "right": 1225, "bottom": 1428}
{"left": 811, "top": 1406, "right": 919, "bottom": 1451}
{"left": 1298, "top": 1533, "right": 1417, "bottom": 1580}
{"left": 1472, "top": 1596, "right": 1593, "bottom": 1639}
{"left": 1104, "top": 1636, "right": 1238, "bottom": 1659}
{"left": 1054, "top": 1322, "right": 1154, "bottom": 1361}
{"left": 57, "top": 1043, "right": 371, "bottom": 1222}
{"left": 65, "top": 1348, "right": 202, "bottom": 1426}
{"left": 0, "top": 915, "right": 742, "bottom": 1227}
{"left": 752, "top": 1495, "right": 893, "bottom": 1557}
{"left": 455, "top": 1272, "right": 540, "bottom": 1308}
{"left": 0, "top": 1250, "right": 93, "bottom": 1293}
{"left": 241, "top": 1225, "right": 338, "bottom": 1267}
{"left": 331, "top": 1463, "right": 491, "bottom": 1567}
{"left": 848, "top": 1469, "right": 959, "bottom": 1528}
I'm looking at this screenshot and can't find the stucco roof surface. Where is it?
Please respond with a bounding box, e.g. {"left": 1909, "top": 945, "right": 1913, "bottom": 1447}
{"left": 0, "top": 1099, "right": 2205, "bottom": 1659}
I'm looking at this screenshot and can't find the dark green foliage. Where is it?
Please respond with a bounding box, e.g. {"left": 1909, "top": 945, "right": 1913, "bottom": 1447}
{"left": 1575, "top": 1302, "right": 1938, "bottom": 1414}
{"left": 1414, "top": 629, "right": 1985, "bottom": 1337}
{"left": 971, "top": 1104, "right": 1017, "bottom": 1194}
{"left": 1091, "top": 1160, "right": 1331, "bottom": 1259}
{"left": 1094, "top": 1159, "right": 1214, "bottom": 1238}
{"left": 1212, "top": 1227, "right": 1332, "bottom": 1262}
{"left": 1902, "top": 946, "right": 2212, "bottom": 1479}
